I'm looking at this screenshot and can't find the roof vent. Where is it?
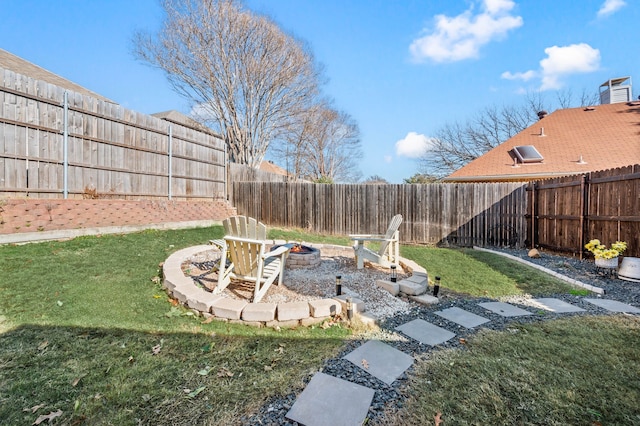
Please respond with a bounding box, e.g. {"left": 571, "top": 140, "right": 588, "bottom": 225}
{"left": 576, "top": 155, "right": 587, "bottom": 165}
{"left": 511, "top": 145, "right": 544, "bottom": 163}
{"left": 599, "top": 76, "right": 632, "bottom": 104}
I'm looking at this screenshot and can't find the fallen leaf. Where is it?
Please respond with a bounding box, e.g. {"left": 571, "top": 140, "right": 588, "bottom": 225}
{"left": 128, "top": 356, "right": 134, "bottom": 363}
{"left": 151, "top": 344, "right": 162, "bottom": 355}
{"left": 56, "top": 300, "right": 63, "bottom": 307}
{"left": 187, "top": 386, "right": 206, "bottom": 398}
{"left": 264, "top": 365, "right": 273, "bottom": 371}
{"left": 23, "top": 404, "right": 45, "bottom": 413}
{"left": 361, "top": 359, "right": 369, "bottom": 369}
{"left": 151, "top": 276, "right": 161, "bottom": 284}
{"left": 217, "top": 367, "right": 234, "bottom": 377}
{"left": 169, "top": 298, "right": 179, "bottom": 307}
{"left": 321, "top": 321, "right": 331, "bottom": 329}
{"left": 71, "top": 377, "right": 81, "bottom": 387}
{"left": 434, "top": 411, "right": 443, "bottom": 426}
{"left": 33, "top": 409, "right": 63, "bottom": 425}
{"left": 274, "top": 346, "right": 284, "bottom": 354}
{"left": 37, "top": 341, "right": 49, "bottom": 351}
{"left": 201, "top": 316, "right": 214, "bottom": 324}
{"left": 459, "top": 338, "right": 467, "bottom": 345}
{"left": 197, "top": 367, "right": 211, "bottom": 376}
{"left": 153, "top": 294, "right": 162, "bottom": 299}
{"left": 142, "top": 394, "right": 151, "bottom": 402}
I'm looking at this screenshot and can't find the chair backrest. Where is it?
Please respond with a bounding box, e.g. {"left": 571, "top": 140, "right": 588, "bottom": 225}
{"left": 223, "top": 216, "right": 267, "bottom": 240}
{"left": 224, "top": 236, "right": 265, "bottom": 277}
{"left": 378, "top": 214, "right": 403, "bottom": 255}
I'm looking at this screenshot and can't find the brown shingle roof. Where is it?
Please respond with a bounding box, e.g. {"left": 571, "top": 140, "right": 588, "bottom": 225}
{"left": 0, "top": 48, "right": 115, "bottom": 103}
{"left": 445, "top": 101, "right": 640, "bottom": 182}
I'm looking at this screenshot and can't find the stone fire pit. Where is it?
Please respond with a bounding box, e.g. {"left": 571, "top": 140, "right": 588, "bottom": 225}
{"left": 276, "top": 243, "right": 321, "bottom": 268}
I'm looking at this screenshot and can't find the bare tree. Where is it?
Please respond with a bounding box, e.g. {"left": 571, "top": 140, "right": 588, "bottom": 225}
{"left": 362, "top": 175, "right": 389, "bottom": 184}
{"left": 133, "top": 0, "right": 321, "bottom": 168}
{"left": 272, "top": 100, "right": 362, "bottom": 182}
{"left": 420, "top": 93, "right": 549, "bottom": 177}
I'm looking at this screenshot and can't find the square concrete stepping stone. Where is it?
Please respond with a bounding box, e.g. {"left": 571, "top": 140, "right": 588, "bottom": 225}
{"left": 531, "top": 298, "right": 585, "bottom": 313}
{"left": 285, "top": 372, "right": 375, "bottom": 426}
{"left": 436, "top": 307, "right": 490, "bottom": 328}
{"left": 343, "top": 340, "right": 413, "bottom": 385}
{"left": 395, "top": 319, "right": 455, "bottom": 346}
{"left": 584, "top": 299, "right": 640, "bottom": 313}
{"left": 478, "top": 301, "right": 533, "bottom": 317}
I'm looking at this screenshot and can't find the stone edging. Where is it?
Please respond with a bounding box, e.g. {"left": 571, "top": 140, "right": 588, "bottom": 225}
{"left": 473, "top": 246, "right": 605, "bottom": 294}
{"left": 162, "top": 241, "right": 429, "bottom": 327}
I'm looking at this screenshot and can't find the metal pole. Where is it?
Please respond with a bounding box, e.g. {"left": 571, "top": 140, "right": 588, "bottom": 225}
{"left": 63, "top": 91, "right": 69, "bottom": 199}
{"left": 168, "top": 125, "right": 172, "bottom": 200}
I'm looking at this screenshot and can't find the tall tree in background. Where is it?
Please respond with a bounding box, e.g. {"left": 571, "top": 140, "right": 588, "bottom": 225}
{"left": 272, "top": 100, "right": 362, "bottom": 182}
{"left": 133, "top": 0, "right": 321, "bottom": 168}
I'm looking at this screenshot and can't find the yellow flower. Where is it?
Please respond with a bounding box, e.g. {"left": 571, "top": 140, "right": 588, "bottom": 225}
{"left": 585, "top": 239, "right": 627, "bottom": 259}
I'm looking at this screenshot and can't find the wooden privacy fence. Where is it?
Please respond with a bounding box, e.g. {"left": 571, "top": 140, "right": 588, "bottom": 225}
{"left": 528, "top": 164, "right": 640, "bottom": 258}
{"left": 232, "top": 182, "right": 527, "bottom": 247}
{"left": 0, "top": 67, "right": 226, "bottom": 200}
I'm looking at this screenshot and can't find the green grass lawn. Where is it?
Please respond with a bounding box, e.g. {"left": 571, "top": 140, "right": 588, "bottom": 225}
{"left": 392, "top": 315, "right": 640, "bottom": 425}
{"left": 1, "top": 226, "right": 637, "bottom": 425}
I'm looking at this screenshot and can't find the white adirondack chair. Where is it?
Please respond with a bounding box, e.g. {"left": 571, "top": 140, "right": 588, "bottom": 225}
{"left": 213, "top": 216, "right": 290, "bottom": 303}
{"left": 349, "top": 214, "right": 402, "bottom": 269}
{"left": 210, "top": 216, "right": 267, "bottom": 249}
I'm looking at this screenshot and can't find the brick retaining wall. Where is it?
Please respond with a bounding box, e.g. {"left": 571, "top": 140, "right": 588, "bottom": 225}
{"left": 0, "top": 198, "right": 236, "bottom": 241}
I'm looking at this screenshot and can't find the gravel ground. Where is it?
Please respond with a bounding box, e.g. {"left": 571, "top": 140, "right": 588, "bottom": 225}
{"left": 243, "top": 248, "right": 640, "bottom": 426}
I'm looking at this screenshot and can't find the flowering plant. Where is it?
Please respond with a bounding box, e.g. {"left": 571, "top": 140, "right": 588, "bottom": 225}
{"left": 584, "top": 239, "right": 627, "bottom": 259}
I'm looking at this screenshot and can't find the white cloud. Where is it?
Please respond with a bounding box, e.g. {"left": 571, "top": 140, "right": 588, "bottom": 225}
{"left": 409, "top": 0, "right": 523, "bottom": 63}
{"left": 597, "top": 0, "right": 626, "bottom": 18}
{"left": 539, "top": 44, "right": 600, "bottom": 90}
{"left": 501, "top": 70, "right": 537, "bottom": 81}
{"left": 395, "top": 132, "right": 434, "bottom": 158}
{"left": 501, "top": 43, "right": 600, "bottom": 91}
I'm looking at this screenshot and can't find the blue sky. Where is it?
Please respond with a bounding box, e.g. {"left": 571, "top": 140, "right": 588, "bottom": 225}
{"left": 2, "top": 0, "right": 638, "bottom": 183}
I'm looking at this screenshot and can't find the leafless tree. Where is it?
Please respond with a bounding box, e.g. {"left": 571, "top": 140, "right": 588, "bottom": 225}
{"left": 272, "top": 100, "right": 362, "bottom": 183}
{"left": 420, "top": 92, "right": 551, "bottom": 177}
{"left": 133, "top": 0, "right": 321, "bottom": 168}
{"left": 362, "top": 175, "right": 389, "bottom": 184}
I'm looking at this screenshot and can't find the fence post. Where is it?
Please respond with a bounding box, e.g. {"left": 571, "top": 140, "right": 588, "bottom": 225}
{"left": 63, "top": 91, "right": 69, "bottom": 199}
{"left": 168, "top": 125, "right": 172, "bottom": 200}
{"left": 579, "top": 173, "right": 589, "bottom": 260}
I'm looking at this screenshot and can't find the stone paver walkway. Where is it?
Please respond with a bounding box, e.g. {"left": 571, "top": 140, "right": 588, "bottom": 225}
{"left": 285, "top": 296, "right": 640, "bottom": 425}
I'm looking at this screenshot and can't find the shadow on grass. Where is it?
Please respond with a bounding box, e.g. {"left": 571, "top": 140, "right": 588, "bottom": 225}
{"left": 0, "top": 323, "right": 346, "bottom": 425}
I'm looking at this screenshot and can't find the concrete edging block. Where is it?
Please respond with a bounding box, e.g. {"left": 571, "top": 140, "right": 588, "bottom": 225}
{"left": 375, "top": 279, "right": 400, "bottom": 296}
{"left": 277, "top": 301, "right": 310, "bottom": 321}
{"left": 308, "top": 299, "right": 342, "bottom": 317}
{"left": 242, "top": 303, "right": 277, "bottom": 322}
{"left": 211, "top": 298, "right": 248, "bottom": 320}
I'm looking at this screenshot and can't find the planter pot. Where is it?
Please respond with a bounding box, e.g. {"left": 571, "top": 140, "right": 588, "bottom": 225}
{"left": 595, "top": 257, "right": 619, "bottom": 269}
{"left": 619, "top": 257, "right": 640, "bottom": 282}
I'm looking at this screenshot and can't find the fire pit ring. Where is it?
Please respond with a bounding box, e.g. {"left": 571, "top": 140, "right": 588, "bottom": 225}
{"left": 274, "top": 243, "right": 321, "bottom": 269}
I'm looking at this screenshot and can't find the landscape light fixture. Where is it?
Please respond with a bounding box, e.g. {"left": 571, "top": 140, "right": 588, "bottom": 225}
{"left": 433, "top": 276, "right": 441, "bottom": 297}
{"left": 335, "top": 275, "right": 342, "bottom": 296}
{"left": 346, "top": 296, "right": 353, "bottom": 320}
{"left": 390, "top": 265, "right": 397, "bottom": 283}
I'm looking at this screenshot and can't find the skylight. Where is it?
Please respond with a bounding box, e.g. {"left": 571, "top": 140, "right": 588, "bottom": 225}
{"left": 512, "top": 145, "right": 543, "bottom": 163}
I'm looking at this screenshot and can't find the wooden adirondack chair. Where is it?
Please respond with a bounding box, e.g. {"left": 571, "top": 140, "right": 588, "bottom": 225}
{"left": 349, "top": 214, "right": 402, "bottom": 269}
{"left": 210, "top": 216, "right": 267, "bottom": 249}
{"left": 213, "top": 216, "right": 290, "bottom": 303}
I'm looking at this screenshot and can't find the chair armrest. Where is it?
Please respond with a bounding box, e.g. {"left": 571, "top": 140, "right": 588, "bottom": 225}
{"left": 351, "top": 236, "right": 392, "bottom": 242}
{"left": 349, "top": 234, "right": 384, "bottom": 240}
{"left": 263, "top": 245, "right": 290, "bottom": 258}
